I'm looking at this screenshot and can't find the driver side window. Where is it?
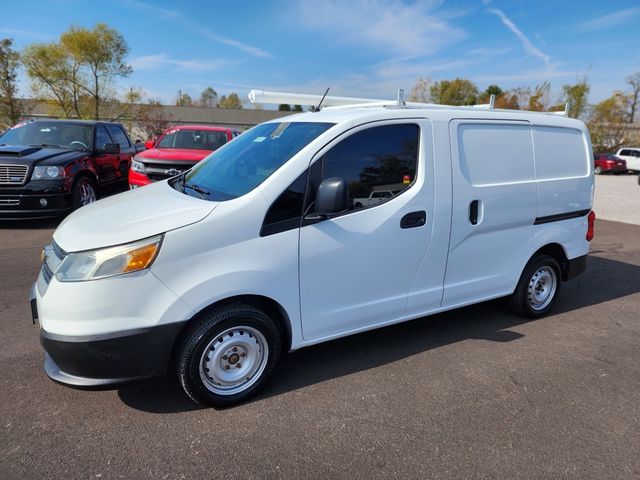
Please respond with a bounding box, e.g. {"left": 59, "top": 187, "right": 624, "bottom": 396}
{"left": 318, "top": 124, "right": 419, "bottom": 211}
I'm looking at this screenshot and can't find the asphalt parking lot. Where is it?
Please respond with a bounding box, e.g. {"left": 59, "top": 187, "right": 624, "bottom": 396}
{"left": 1, "top": 182, "right": 639, "bottom": 479}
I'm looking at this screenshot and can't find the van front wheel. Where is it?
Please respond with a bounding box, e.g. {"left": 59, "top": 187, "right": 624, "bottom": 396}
{"left": 509, "top": 255, "right": 561, "bottom": 318}
{"left": 176, "top": 304, "right": 281, "bottom": 407}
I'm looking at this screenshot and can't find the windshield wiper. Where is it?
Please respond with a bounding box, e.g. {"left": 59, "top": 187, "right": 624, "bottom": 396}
{"left": 29, "top": 143, "right": 69, "bottom": 150}
{"left": 184, "top": 182, "right": 210, "bottom": 199}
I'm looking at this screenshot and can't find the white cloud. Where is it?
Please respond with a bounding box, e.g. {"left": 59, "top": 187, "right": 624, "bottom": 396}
{"left": 119, "top": 0, "right": 271, "bottom": 58}
{"left": 129, "top": 54, "right": 236, "bottom": 72}
{"left": 488, "top": 8, "right": 551, "bottom": 67}
{"left": 578, "top": 7, "right": 640, "bottom": 31}
{"left": 0, "top": 28, "right": 51, "bottom": 41}
{"left": 292, "top": 0, "right": 467, "bottom": 58}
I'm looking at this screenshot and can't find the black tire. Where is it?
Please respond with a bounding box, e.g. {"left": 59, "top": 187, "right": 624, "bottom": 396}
{"left": 354, "top": 202, "right": 363, "bottom": 208}
{"left": 71, "top": 175, "right": 98, "bottom": 209}
{"left": 176, "top": 303, "right": 281, "bottom": 407}
{"left": 508, "top": 254, "right": 561, "bottom": 318}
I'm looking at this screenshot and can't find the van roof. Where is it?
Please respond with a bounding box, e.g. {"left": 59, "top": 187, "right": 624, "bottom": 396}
{"left": 269, "top": 104, "right": 587, "bottom": 130}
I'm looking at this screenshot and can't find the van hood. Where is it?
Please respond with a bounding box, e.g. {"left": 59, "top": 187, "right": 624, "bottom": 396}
{"left": 54, "top": 181, "right": 216, "bottom": 252}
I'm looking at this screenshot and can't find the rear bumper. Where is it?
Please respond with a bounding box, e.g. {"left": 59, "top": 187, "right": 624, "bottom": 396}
{"left": 565, "top": 254, "right": 587, "bottom": 281}
{"left": 40, "top": 322, "right": 186, "bottom": 389}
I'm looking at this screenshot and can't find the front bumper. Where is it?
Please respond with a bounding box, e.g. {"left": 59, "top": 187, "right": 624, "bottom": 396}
{"left": 41, "top": 323, "right": 186, "bottom": 389}
{"left": 0, "top": 192, "right": 72, "bottom": 219}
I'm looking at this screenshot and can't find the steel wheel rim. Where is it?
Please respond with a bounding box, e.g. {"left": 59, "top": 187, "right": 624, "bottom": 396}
{"left": 199, "top": 326, "right": 269, "bottom": 396}
{"left": 79, "top": 181, "right": 96, "bottom": 206}
{"left": 527, "top": 266, "right": 557, "bottom": 311}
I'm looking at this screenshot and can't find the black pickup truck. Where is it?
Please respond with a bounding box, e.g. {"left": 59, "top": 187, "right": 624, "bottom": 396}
{"left": 0, "top": 119, "right": 143, "bottom": 219}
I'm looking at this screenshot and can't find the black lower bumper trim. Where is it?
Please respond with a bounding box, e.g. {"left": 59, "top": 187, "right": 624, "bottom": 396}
{"left": 40, "top": 322, "right": 187, "bottom": 389}
{"left": 566, "top": 254, "right": 587, "bottom": 281}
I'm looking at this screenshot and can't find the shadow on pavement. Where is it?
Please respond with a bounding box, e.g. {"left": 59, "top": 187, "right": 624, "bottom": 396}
{"left": 117, "top": 253, "right": 640, "bottom": 413}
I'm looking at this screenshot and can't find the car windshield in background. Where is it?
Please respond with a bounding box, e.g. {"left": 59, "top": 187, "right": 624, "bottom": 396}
{"left": 179, "top": 122, "right": 334, "bottom": 201}
{"left": 157, "top": 129, "right": 229, "bottom": 150}
{"left": 0, "top": 122, "right": 93, "bottom": 150}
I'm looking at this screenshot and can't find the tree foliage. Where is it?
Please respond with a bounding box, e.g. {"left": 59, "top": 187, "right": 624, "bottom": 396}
{"left": 430, "top": 78, "right": 478, "bottom": 106}
{"left": 199, "top": 86, "right": 217, "bottom": 108}
{"left": 408, "top": 77, "right": 432, "bottom": 103}
{"left": 561, "top": 80, "right": 590, "bottom": 119}
{"left": 176, "top": 91, "right": 193, "bottom": 107}
{"left": 22, "top": 23, "right": 131, "bottom": 119}
{"left": 588, "top": 91, "right": 631, "bottom": 150}
{"left": 625, "top": 72, "right": 640, "bottom": 123}
{"left": 0, "top": 38, "right": 22, "bottom": 127}
{"left": 278, "top": 104, "right": 291, "bottom": 111}
{"left": 218, "top": 92, "right": 243, "bottom": 109}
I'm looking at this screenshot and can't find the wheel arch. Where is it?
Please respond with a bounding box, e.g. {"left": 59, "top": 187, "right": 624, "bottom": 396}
{"left": 531, "top": 243, "right": 570, "bottom": 281}
{"left": 173, "top": 294, "right": 293, "bottom": 357}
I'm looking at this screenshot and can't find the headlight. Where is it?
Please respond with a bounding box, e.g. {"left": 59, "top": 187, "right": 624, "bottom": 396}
{"left": 55, "top": 235, "right": 162, "bottom": 282}
{"left": 131, "top": 159, "right": 146, "bottom": 173}
{"left": 32, "top": 166, "right": 65, "bottom": 180}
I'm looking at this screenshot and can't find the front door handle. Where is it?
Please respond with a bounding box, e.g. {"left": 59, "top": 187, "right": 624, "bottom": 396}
{"left": 400, "top": 210, "right": 426, "bottom": 229}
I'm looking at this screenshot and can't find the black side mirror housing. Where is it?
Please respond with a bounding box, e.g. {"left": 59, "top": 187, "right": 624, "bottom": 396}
{"left": 101, "top": 143, "right": 120, "bottom": 154}
{"left": 313, "top": 177, "right": 349, "bottom": 216}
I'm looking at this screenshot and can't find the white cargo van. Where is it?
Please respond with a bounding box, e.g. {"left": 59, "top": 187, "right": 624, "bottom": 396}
{"left": 32, "top": 92, "right": 596, "bottom": 407}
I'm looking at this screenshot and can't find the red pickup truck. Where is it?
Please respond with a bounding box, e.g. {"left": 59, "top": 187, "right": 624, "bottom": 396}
{"left": 129, "top": 125, "right": 241, "bottom": 187}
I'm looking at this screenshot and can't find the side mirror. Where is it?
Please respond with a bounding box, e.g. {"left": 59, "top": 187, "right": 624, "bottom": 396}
{"left": 306, "top": 177, "right": 349, "bottom": 220}
{"left": 144, "top": 140, "right": 155, "bottom": 149}
{"left": 101, "top": 143, "right": 120, "bottom": 154}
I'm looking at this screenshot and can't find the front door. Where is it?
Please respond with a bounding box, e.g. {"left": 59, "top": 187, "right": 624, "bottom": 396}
{"left": 93, "top": 125, "right": 118, "bottom": 183}
{"left": 299, "top": 121, "right": 439, "bottom": 341}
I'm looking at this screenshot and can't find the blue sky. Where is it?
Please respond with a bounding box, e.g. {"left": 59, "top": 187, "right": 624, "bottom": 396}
{"left": 1, "top": 0, "right": 639, "bottom": 107}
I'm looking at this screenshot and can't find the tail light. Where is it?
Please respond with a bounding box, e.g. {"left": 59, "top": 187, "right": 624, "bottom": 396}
{"left": 586, "top": 210, "right": 596, "bottom": 241}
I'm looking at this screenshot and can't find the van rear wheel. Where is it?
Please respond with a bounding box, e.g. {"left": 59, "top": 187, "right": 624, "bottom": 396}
{"left": 509, "top": 255, "right": 561, "bottom": 318}
{"left": 176, "top": 303, "right": 281, "bottom": 407}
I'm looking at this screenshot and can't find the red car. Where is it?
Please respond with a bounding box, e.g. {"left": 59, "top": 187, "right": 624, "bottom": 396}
{"left": 594, "top": 153, "right": 627, "bottom": 174}
{"left": 129, "top": 125, "right": 241, "bottom": 187}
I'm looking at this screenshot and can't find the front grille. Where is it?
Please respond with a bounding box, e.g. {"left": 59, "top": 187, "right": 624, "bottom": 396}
{"left": 0, "top": 198, "right": 20, "bottom": 206}
{"left": 143, "top": 161, "right": 197, "bottom": 182}
{"left": 0, "top": 164, "right": 28, "bottom": 185}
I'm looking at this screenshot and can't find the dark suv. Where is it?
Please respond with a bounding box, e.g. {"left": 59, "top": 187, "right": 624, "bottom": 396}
{"left": 0, "top": 119, "right": 142, "bottom": 219}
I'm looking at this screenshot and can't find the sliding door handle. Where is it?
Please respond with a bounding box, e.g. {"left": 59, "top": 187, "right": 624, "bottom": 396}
{"left": 469, "top": 200, "right": 479, "bottom": 225}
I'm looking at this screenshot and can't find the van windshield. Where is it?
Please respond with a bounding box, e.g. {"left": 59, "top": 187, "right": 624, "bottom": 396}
{"left": 175, "top": 122, "right": 334, "bottom": 201}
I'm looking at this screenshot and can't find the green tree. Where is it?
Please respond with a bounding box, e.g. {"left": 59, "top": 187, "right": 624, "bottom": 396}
{"left": 199, "top": 86, "right": 217, "bottom": 108}
{"left": 176, "top": 91, "right": 193, "bottom": 107}
{"left": 218, "top": 92, "right": 243, "bottom": 109}
{"left": 588, "top": 91, "right": 630, "bottom": 150}
{"left": 293, "top": 104, "right": 303, "bottom": 112}
{"left": 22, "top": 23, "right": 131, "bottom": 119}
{"left": 278, "top": 104, "right": 291, "bottom": 111}
{"left": 561, "top": 80, "right": 590, "bottom": 119}
{"left": 430, "top": 78, "right": 478, "bottom": 106}
{"left": 0, "top": 38, "right": 22, "bottom": 127}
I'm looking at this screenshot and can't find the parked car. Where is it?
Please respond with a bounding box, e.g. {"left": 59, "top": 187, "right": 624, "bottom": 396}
{"left": 0, "top": 119, "right": 140, "bottom": 219}
{"left": 32, "top": 100, "right": 594, "bottom": 407}
{"left": 129, "top": 125, "right": 241, "bottom": 188}
{"left": 352, "top": 189, "right": 402, "bottom": 208}
{"left": 593, "top": 153, "right": 627, "bottom": 174}
{"left": 615, "top": 147, "right": 640, "bottom": 173}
